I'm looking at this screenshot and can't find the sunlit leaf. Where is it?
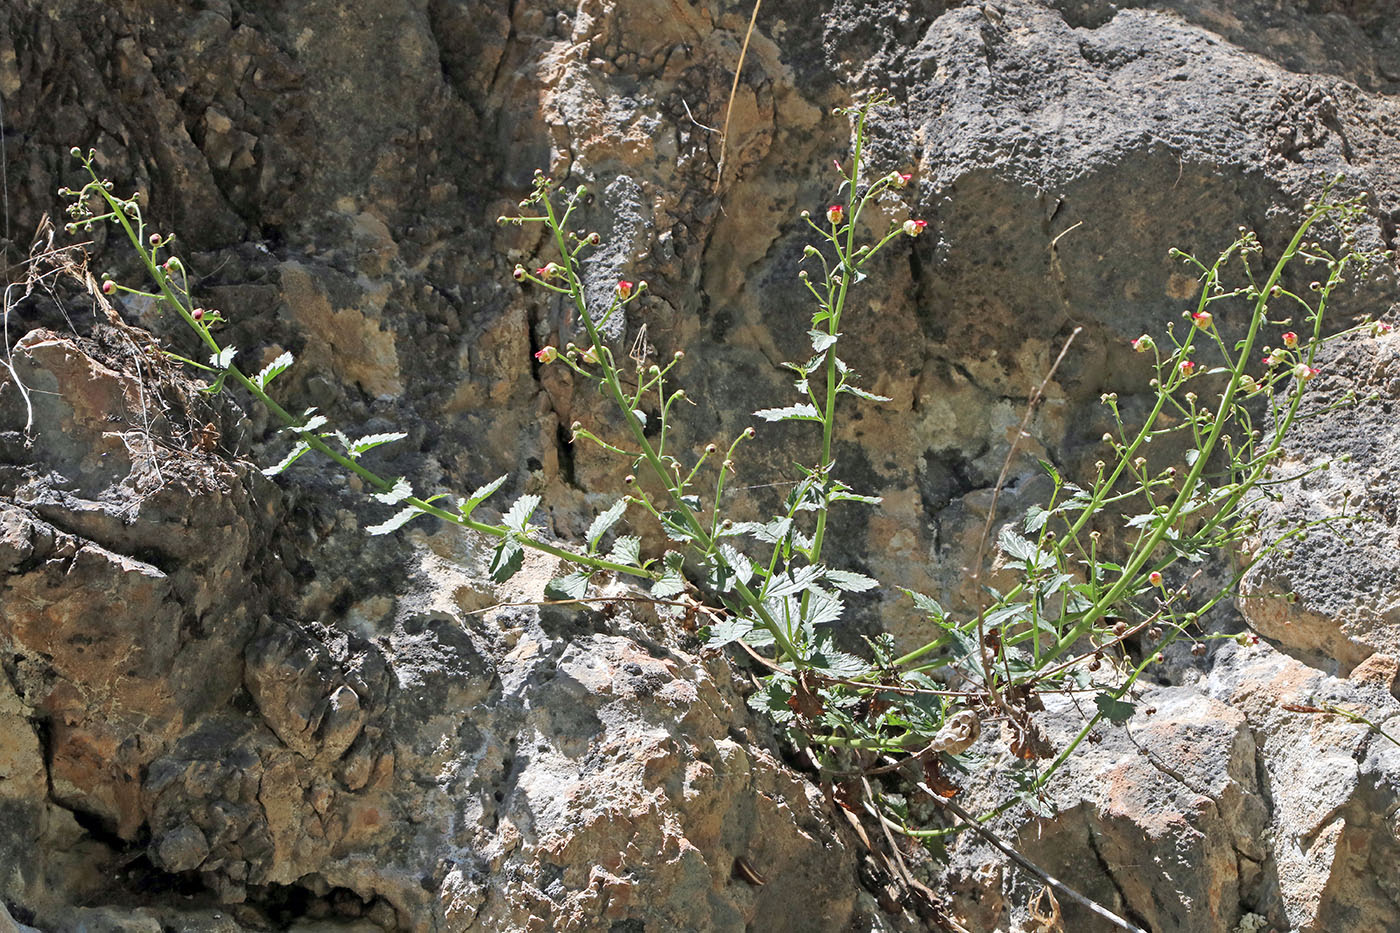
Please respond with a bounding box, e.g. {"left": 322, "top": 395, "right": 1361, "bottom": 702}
{"left": 254, "top": 351, "right": 293, "bottom": 390}
{"left": 460, "top": 475, "right": 508, "bottom": 517}
{"left": 838, "top": 384, "right": 892, "bottom": 402}
{"left": 753, "top": 403, "right": 822, "bottom": 423}
{"left": 765, "top": 565, "right": 821, "bottom": 599}
{"left": 349, "top": 432, "right": 407, "bottom": 458}
{"left": 805, "top": 589, "right": 845, "bottom": 627}
{"left": 366, "top": 505, "right": 420, "bottom": 536}
{"left": 608, "top": 535, "right": 642, "bottom": 566}
{"left": 586, "top": 500, "right": 628, "bottom": 552}
{"left": 812, "top": 648, "right": 866, "bottom": 679}
{"left": 652, "top": 567, "right": 686, "bottom": 598}
{"left": 503, "top": 494, "right": 540, "bottom": 532}
{"left": 706, "top": 617, "right": 754, "bottom": 648}
{"left": 263, "top": 441, "right": 309, "bottom": 477}
{"left": 825, "top": 569, "right": 878, "bottom": 592}
{"left": 374, "top": 477, "right": 413, "bottom": 505}
{"left": 902, "top": 588, "right": 946, "bottom": 622}
{"left": 1024, "top": 506, "right": 1050, "bottom": 533}
{"left": 544, "top": 571, "right": 591, "bottom": 600}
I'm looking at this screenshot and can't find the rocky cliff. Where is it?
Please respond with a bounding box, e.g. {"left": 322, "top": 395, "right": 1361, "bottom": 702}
{"left": 1, "top": 1, "right": 1399, "bottom": 931}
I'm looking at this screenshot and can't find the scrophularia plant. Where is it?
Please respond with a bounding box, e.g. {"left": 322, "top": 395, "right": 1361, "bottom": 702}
{"left": 55, "top": 93, "right": 1393, "bottom": 851}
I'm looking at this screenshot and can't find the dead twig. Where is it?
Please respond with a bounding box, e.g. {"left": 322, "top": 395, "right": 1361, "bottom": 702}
{"left": 713, "top": 0, "right": 762, "bottom": 193}
{"left": 969, "top": 327, "right": 1081, "bottom": 717}
{"left": 908, "top": 774, "right": 1146, "bottom": 933}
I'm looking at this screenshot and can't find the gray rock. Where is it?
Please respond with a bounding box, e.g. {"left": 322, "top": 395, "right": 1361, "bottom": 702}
{"left": 1, "top": 0, "right": 1398, "bottom": 930}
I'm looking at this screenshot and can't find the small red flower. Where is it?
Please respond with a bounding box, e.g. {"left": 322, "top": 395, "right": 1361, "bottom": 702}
{"left": 1149, "top": 571, "right": 1163, "bottom": 586}
{"left": 1179, "top": 360, "right": 1196, "bottom": 375}
{"left": 1132, "top": 335, "right": 1154, "bottom": 353}
{"left": 826, "top": 204, "right": 844, "bottom": 225}
{"left": 893, "top": 172, "right": 912, "bottom": 188}
{"left": 192, "top": 307, "right": 205, "bottom": 322}
{"left": 1281, "top": 331, "right": 1298, "bottom": 349}
{"left": 1192, "top": 311, "right": 1212, "bottom": 330}
{"left": 101, "top": 280, "right": 116, "bottom": 295}
{"left": 534, "top": 346, "right": 558, "bottom": 364}
{"left": 616, "top": 280, "right": 633, "bottom": 299}
{"left": 903, "top": 219, "right": 927, "bottom": 237}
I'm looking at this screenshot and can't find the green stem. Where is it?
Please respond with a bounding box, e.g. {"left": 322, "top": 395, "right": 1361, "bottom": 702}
{"left": 91, "top": 176, "right": 647, "bottom": 583}
{"left": 1041, "top": 209, "right": 1326, "bottom": 666}
{"left": 540, "top": 192, "right": 803, "bottom": 663}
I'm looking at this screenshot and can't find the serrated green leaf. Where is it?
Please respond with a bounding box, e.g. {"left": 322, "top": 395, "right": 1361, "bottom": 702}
{"left": 805, "top": 589, "right": 845, "bottom": 627}
{"left": 1024, "top": 505, "right": 1050, "bottom": 533}
{"left": 706, "top": 617, "right": 754, "bottom": 649}
{"left": 254, "top": 351, "right": 294, "bottom": 390}
{"left": 350, "top": 432, "right": 407, "bottom": 458}
{"left": 366, "top": 505, "right": 421, "bottom": 536}
{"left": 747, "top": 680, "right": 795, "bottom": 723}
{"left": 765, "top": 565, "right": 821, "bottom": 600}
{"left": 281, "top": 407, "right": 318, "bottom": 434}
{"left": 998, "top": 525, "right": 1052, "bottom": 571}
{"left": 705, "top": 544, "right": 754, "bottom": 593}
{"left": 998, "top": 526, "right": 1038, "bottom": 562}
{"left": 717, "top": 520, "right": 764, "bottom": 538}
{"left": 489, "top": 538, "right": 523, "bottom": 583}
{"left": 838, "top": 384, "right": 892, "bottom": 402}
{"left": 586, "top": 500, "right": 628, "bottom": 552}
{"left": 652, "top": 567, "right": 686, "bottom": 599}
{"left": 262, "top": 441, "right": 309, "bottom": 477}
{"left": 1094, "top": 693, "right": 1136, "bottom": 725}
{"left": 829, "top": 490, "right": 882, "bottom": 505}
{"left": 659, "top": 509, "right": 697, "bottom": 543}
{"left": 1125, "top": 511, "right": 1162, "bottom": 529}
{"left": 608, "top": 535, "right": 642, "bottom": 566}
{"left": 209, "top": 346, "right": 237, "bottom": 369}
{"left": 901, "top": 585, "right": 946, "bottom": 622}
{"left": 544, "top": 571, "right": 591, "bottom": 600}
{"left": 983, "top": 602, "right": 1027, "bottom": 630}
{"left": 721, "top": 543, "right": 753, "bottom": 578}
{"left": 825, "top": 569, "right": 879, "bottom": 593}
{"left": 808, "top": 329, "right": 838, "bottom": 353}
{"left": 503, "top": 494, "right": 540, "bottom": 532}
{"left": 812, "top": 648, "right": 867, "bottom": 679}
{"left": 753, "top": 403, "right": 822, "bottom": 423}
{"left": 743, "top": 626, "right": 775, "bottom": 649}
{"left": 460, "top": 474, "right": 508, "bottom": 518}
{"left": 374, "top": 477, "right": 413, "bottom": 505}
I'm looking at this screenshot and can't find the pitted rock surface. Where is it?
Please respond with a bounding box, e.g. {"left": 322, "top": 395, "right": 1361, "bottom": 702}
{"left": 3, "top": 0, "right": 1400, "bottom": 931}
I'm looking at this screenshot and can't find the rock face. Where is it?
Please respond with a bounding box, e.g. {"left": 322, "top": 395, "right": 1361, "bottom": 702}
{"left": 1, "top": 0, "right": 1399, "bottom": 931}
